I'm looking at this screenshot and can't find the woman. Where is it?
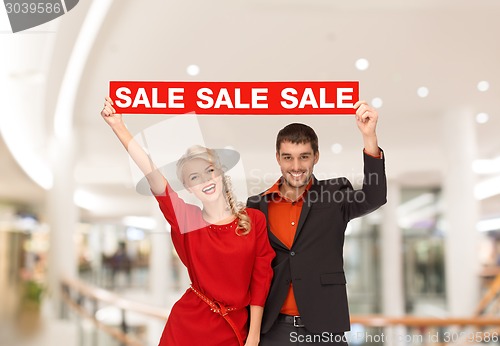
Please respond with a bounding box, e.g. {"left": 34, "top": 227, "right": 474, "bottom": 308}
{"left": 101, "top": 96, "right": 274, "bottom": 346}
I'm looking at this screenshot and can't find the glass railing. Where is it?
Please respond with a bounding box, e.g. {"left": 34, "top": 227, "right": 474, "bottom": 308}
{"left": 61, "top": 276, "right": 168, "bottom": 346}
{"left": 61, "top": 276, "right": 500, "bottom": 346}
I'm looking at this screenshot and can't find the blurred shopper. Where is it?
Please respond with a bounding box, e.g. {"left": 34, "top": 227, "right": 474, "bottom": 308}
{"left": 247, "top": 101, "right": 387, "bottom": 345}
{"left": 101, "top": 97, "right": 274, "bottom": 346}
{"left": 109, "top": 241, "right": 132, "bottom": 288}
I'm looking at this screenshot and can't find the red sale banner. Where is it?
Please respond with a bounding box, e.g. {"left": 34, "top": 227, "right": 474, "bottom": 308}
{"left": 109, "top": 81, "right": 359, "bottom": 115}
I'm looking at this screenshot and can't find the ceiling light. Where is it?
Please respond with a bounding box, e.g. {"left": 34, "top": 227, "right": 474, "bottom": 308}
{"left": 477, "top": 218, "right": 500, "bottom": 232}
{"left": 477, "top": 81, "right": 490, "bottom": 92}
{"left": 398, "top": 205, "right": 439, "bottom": 229}
{"left": 397, "top": 193, "right": 434, "bottom": 217}
{"left": 187, "top": 64, "right": 200, "bottom": 76}
{"left": 122, "top": 216, "right": 157, "bottom": 230}
{"left": 126, "top": 227, "right": 145, "bottom": 240}
{"left": 472, "top": 157, "right": 500, "bottom": 175}
{"left": 355, "top": 58, "right": 369, "bottom": 71}
{"left": 475, "top": 175, "right": 500, "bottom": 200}
{"left": 74, "top": 189, "right": 105, "bottom": 210}
{"left": 475, "top": 112, "right": 489, "bottom": 124}
{"left": 331, "top": 143, "right": 342, "bottom": 154}
{"left": 417, "top": 87, "right": 429, "bottom": 98}
{"left": 371, "top": 97, "right": 383, "bottom": 108}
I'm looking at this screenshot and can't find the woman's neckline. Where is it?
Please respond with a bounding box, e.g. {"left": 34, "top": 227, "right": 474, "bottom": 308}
{"left": 204, "top": 215, "right": 237, "bottom": 226}
{"left": 202, "top": 208, "right": 235, "bottom": 226}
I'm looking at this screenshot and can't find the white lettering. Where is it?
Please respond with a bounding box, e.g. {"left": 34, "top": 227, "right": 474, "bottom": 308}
{"left": 168, "top": 88, "right": 184, "bottom": 108}
{"left": 319, "top": 88, "right": 335, "bottom": 108}
{"left": 252, "top": 88, "right": 268, "bottom": 109}
{"left": 132, "top": 88, "right": 151, "bottom": 108}
{"left": 115, "top": 87, "right": 132, "bottom": 108}
{"left": 234, "top": 88, "right": 250, "bottom": 109}
{"left": 298, "top": 88, "right": 318, "bottom": 108}
{"left": 337, "top": 87, "right": 354, "bottom": 108}
{"left": 196, "top": 88, "right": 214, "bottom": 109}
{"left": 281, "top": 88, "right": 298, "bottom": 109}
{"left": 214, "top": 88, "right": 234, "bottom": 108}
{"left": 151, "top": 88, "right": 166, "bottom": 108}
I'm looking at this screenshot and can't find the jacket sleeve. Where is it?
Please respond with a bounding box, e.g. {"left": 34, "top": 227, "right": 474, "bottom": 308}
{"left": 340, "top": 149, "right": 387, "bottom": 221}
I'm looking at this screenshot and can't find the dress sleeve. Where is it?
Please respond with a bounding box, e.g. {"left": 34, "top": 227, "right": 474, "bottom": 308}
{"left": 154, "top": 183, "right": 187, "bottom": 233}
{"left": 153, "top": 184, "right": 197, "bottom": 266}
{"left": 154, "top": 183, "right": 204, "bottom": 235}
{"left": 249, "top": 209, "right": 275, "bottom": 307}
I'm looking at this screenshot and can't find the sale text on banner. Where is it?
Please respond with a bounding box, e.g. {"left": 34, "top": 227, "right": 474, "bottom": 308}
{"left": 109, "top": 81, "right": 359, "bottom": 115}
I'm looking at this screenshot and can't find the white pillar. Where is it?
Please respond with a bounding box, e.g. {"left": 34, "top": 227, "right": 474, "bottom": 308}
{"left": 149, "top": 203, "right": 172, "bottom": 304}
{"left": 46, "top": 136, "right": 78, "bottom": 318}
{"left": 381, "top": 181, "right": 405, "bottom": 346}
{"left": 442, "top": 109, "right": 480, "bottom": 316}
{"left": 147, "top": 203, "right": 172, "bottom": 345}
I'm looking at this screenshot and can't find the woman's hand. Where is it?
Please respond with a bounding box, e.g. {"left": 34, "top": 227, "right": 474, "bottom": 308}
{"left": 244, "top": 335, "right": 260, "bottom": 346}
{"left": 100, "top": 94, "right": 167, "bottom": 195}
{"left": 101, "top": 96, "right": 123, "bottom": 128}
{"left": 245, "top": 305, "right": 264, "bottom": 346}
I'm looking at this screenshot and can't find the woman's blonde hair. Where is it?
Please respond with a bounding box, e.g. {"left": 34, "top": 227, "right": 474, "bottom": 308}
{"left": 176, "top": 145, "right": 251, "bottom": 236}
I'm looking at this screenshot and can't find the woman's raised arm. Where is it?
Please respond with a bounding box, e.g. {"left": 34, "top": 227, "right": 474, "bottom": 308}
{"left": 101, "top": 96, "right": 167, "bottom": 195}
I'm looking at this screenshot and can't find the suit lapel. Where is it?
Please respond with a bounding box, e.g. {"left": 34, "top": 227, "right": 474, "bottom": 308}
{"left": 292, "top": 176, "right": 318, "bottom": 245}
{"left": 260, "top": 194, "right": 288, "bottom": 251}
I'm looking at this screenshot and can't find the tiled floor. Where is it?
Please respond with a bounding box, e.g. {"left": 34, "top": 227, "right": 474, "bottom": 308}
{"left": 0, "top": 286, "right": 179, "bottom": 346}
{"left": 0, "top": 304, "right": 78, "bottom": 346}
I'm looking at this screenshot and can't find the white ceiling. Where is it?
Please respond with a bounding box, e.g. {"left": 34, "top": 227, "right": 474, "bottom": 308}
{"left": 1, "top": 0, "right": 499, "bottom": 222}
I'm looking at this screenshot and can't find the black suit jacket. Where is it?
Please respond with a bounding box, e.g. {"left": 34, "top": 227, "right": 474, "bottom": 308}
{"left": 246, "top": 151, "right": 387, "bottom": 334}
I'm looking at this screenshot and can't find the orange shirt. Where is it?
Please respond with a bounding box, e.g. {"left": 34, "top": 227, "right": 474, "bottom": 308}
{"left": 263, "top": 178, "right": 313, "bottom": 316}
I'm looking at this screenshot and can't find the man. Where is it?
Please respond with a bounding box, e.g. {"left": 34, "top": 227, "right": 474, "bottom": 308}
{"left": 247, "top": 100, "right": 387, "bottom": 345}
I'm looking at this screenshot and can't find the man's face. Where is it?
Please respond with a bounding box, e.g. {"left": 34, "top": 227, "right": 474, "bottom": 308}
{"left": 276, "top": 141, "right": 319, "bottom": 191}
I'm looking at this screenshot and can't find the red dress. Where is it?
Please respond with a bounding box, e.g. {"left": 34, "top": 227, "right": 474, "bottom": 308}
{"left": 155, "top": 185, "right": 275, "bottom": 346}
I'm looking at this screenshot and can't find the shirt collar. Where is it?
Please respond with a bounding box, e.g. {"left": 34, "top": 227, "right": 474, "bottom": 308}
{"left": 263, "top": 176, "right": 314, "bottom": 199}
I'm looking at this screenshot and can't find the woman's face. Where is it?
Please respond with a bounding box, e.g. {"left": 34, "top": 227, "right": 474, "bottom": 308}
{"left": 181, "top": 158, "right": 224, "bottom": 203}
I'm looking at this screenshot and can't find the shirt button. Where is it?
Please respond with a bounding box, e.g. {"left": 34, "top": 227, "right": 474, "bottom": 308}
{"left": 291, "top": 221, "right": 295, "bottom": 226}
{"left": 290, "top": 251, "right": 296, "bottom": 256}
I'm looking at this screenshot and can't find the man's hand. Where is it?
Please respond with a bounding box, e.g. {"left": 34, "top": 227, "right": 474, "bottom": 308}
{"left": 354, "top": 100, "right": 378, "bottom": 137}
{"left": 354, "top": 100, "right": 380, "bottom": 157}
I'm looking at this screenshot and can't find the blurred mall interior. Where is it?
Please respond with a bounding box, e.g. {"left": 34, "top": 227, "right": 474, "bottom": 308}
{"left": 1, "top": 0, "right": 500, "bottom": 345}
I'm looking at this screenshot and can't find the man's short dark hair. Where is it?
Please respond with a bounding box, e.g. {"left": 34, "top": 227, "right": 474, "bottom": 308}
{"left": 276, "top": 123, "right": 319, "bottom": 154}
